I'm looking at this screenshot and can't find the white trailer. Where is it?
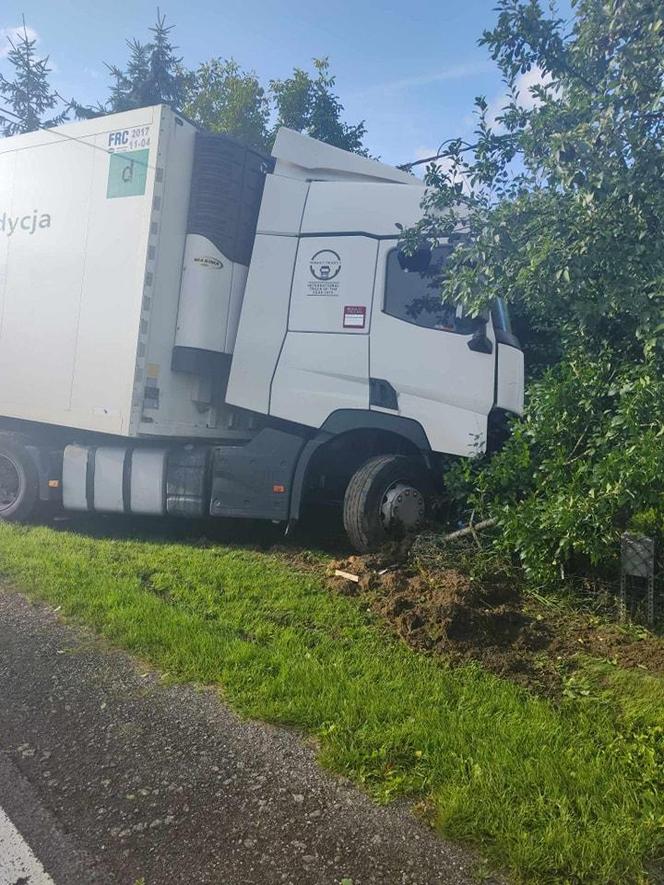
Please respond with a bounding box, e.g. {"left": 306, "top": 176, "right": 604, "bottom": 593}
{"left": 0, "top": 105, "right": 523, "bottom": 550}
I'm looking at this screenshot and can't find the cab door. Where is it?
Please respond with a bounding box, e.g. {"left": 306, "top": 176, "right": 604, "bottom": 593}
{"left": 369, "top": 242, "right": 496, "bottom": 457}
{"left": 269, "top": 234, "right": 377, "bottom": 427}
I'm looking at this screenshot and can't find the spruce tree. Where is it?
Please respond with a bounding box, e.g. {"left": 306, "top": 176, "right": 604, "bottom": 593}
{"left": 106, "top": 11, "right": 186, "bottom": 112}
{"left": 0, "top": 21, "right": 69, "bottom": 135}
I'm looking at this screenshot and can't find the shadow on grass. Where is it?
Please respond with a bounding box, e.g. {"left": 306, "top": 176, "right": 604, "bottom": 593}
{"left": 36, "top": 503, "right": 352, "bottom": 559}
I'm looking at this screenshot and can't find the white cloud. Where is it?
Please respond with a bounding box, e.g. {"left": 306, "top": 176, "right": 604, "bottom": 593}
{"left": 405, "top": 67, "right": 555, "bottom": 184}
{"left": 0, "top": 24, "right": 40, "bottom": 59}
{"left": 351, "top": 60, "right": 496, "bottom": 101}
{"left": 383, "top": 60, "right": 496, "bottom": 92}
{"left": 408, "top": 68, "right": 553, "bottom": 169}
{"left": 515, "top": 66, "right": 553, "bottom": 110}
{"left": 414, "top": 145, "right": 453, "bottom": 169}
{"left": 412, "top": 145, "right": 471, "bottom": 192}
{"left": 487, "top": 65, "right": 553, "bottom": 127}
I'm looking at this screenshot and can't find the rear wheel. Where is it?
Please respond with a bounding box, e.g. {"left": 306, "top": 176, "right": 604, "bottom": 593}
{"left": 0, "top": 436, "right": 39, "bottom": 522}
{"left": 343, "top": 454, "right": 428, "bottom": 552}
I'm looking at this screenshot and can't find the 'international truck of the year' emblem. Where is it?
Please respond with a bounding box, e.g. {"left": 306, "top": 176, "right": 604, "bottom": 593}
{"left": 308, "top": 249, "right": 342, "bottom": 296}
{"left": 310, "top": 249, "right": 341, "bottom": 280}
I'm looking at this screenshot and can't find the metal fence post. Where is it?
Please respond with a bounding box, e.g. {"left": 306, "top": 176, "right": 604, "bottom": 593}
{"left": 620, "top": 532, "right": 656, "bottom": 625}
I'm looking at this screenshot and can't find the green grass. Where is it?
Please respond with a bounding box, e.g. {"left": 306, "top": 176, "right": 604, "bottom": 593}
{"left": 0, "top": 521, "right": 662, "bottom": 883}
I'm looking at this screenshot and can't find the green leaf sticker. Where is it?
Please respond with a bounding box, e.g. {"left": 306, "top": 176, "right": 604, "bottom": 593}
{"left": 107, "top": 149, "right": 150, "bottom": 199}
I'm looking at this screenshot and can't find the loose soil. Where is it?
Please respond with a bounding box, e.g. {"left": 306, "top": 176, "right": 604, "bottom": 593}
{"left": 328, "top": 552, "right": 664, "bottom": 697}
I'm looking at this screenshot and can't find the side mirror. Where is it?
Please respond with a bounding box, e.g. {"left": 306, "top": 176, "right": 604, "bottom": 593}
{"left": 467, "top": 319, "right": 493, "bottom": 354}
{"left": 397, "top": 246, "right": 431, "bottom": 273}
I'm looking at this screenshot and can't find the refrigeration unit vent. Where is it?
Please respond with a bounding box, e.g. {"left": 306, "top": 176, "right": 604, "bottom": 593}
{"left": 173, "top": 132, "right": 275, "bottom": 376}
{"left": 186, "top": 132, "right": 275, "bottom": 267}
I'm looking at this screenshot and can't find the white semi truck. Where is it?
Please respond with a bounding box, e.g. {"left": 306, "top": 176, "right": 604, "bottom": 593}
{"left": 0, "top": 104, "right": 523, "bottom": 550}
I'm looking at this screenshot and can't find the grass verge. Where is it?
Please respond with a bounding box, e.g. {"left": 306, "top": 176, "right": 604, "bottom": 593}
{"left": 0, "top": 521, "right": 662, "bottom": 883}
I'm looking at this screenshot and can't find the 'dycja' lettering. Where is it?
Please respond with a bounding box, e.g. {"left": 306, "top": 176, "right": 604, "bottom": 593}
{"left": 0, "top": 211, "right": 52, "bottom": 236}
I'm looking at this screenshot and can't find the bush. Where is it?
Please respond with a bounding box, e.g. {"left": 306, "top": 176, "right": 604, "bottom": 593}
{"left": 448, "top": 352, "right": 664, "bottom": 588}
{"left": 406, "top": 1, "right": 664, "bottom": 596}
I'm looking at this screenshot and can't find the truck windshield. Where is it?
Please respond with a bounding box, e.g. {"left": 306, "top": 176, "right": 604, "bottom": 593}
{"left": 384, "top": 246, "right": 481, "bottom": 334}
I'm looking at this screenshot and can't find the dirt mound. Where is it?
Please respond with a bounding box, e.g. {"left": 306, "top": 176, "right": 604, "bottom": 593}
{"left": 329, "top": 555, "right": 664, "bottom": 696}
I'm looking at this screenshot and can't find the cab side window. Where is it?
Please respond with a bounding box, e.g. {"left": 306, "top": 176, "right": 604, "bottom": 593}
{"left": 384, "top": 246, "right": 479, "bottom": 333}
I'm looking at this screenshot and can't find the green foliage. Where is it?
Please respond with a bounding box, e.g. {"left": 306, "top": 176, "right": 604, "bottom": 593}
{"left": 0, "top": 22, "right": 70, "bottom": 134}
{"left": 270, "top": 58, "right": 367, "bottom": 154}
{"left": 99, "top": 14, "right": 367, "bottom": 153}
{"left": 182, "top": 53, "right": 368, "bottom": 153}
{"left": 450, "top": 354, "right": 664, "bottom": 586}
{"left": 0, "top": 521, "right": 662, "bottom": 882}
{"left": 182, "top": 58, "right": 270, "bottom": 149}
{"left": 3, "top": 13, "right": 367, "bottom": 154}
{"left": 405, "top": 0, "right": 663, "bottom": 356}
{"left": 403, "top": 0, "right": 664, "bottom": 587}
{"left": 106, "top": 10, "right": 187, "bottom": 113}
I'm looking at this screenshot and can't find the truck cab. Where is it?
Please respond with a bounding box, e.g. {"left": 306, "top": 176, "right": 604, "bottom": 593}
{"left": 224, "top": 128, "right": 523, "bottom": 458}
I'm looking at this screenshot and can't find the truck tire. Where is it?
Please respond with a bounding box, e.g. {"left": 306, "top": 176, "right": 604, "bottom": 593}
{"left": 0, "top": 436, "right": 40, "bottom": 522}
{"left": 343, "top": 454, "right": 428, "bottom": 552}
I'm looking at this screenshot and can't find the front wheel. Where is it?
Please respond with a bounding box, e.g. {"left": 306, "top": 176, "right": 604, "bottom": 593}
{"left": 0, "top": 436, "right": 40, "bottom": 522}
{"left": 343, "top": 454, "right": 428, "bottom": 552}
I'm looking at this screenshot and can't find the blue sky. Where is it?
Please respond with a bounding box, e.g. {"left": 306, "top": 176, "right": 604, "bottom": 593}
{"left": 1, "top": 0, "right": 571, "bottom": 167}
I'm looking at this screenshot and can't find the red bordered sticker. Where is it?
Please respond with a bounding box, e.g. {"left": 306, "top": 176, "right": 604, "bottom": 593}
{"left": 343, "top": 305, "right": 366, "bottom": 329}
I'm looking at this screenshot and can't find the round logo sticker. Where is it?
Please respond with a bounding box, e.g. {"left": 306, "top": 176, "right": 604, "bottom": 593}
{"left": 310, "top": 249, "right": 341, "bottom": 281}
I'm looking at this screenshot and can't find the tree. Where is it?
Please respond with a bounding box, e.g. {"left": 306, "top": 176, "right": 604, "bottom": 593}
{"left": 406, "top": 0, "right": 663, "bottom": 360}
{"left": 407, "top": 0, "right": 664, "bottom": 587}
{"left": 183, "top": 59, "right": 270, "bottom": 149}
{"left": 271, "top": 58, "right": 367, "bottom": 154}
{"left": 184, "top": 57, "right": 367, "bottom": 153}
{"left": 99, "top": 18, "right": 366, "bottom": 154}
{"left": 106, "top": 10, "right": 187, "bottom": 112}
{"left": 0, "top": 21, "right": 70, "bottom": 135}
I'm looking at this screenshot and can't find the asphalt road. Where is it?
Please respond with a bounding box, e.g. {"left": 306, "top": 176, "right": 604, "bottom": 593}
{"left": 0, "top": 589, "right": 482, "bottom": 885}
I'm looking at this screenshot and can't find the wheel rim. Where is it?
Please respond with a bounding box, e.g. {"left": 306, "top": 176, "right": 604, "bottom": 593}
{"left": 0, "top": 453, "right": 21, "bottom": 514}
{"left": 380, "top": 481, "right": 425, "bottom": 531}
